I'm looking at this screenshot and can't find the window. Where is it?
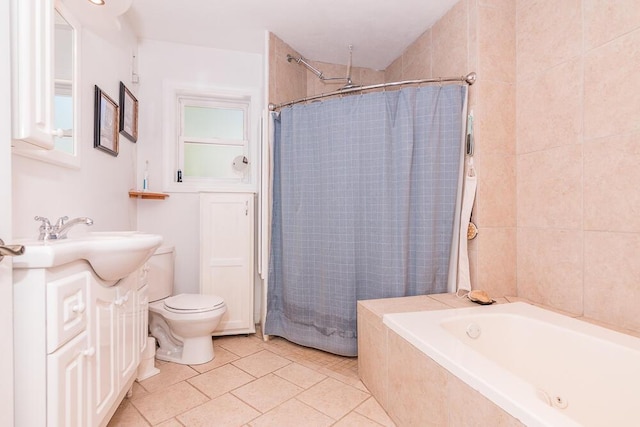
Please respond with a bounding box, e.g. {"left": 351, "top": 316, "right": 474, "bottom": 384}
{"left": 178, "top": 95, "right": 249, "bottom": 184}
{"left": 163, "top": 86, "right": 260, "bottom": 192}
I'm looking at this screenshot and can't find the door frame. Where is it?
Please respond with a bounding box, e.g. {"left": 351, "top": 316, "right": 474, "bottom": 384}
{"left": 0, "top": 1, "right": 15, "bottom": 425}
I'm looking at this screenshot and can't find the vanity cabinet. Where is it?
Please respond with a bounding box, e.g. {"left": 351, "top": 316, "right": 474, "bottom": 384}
{"left": 200, "top": 192, "right": 255, "bottom": 335}
{"left": 13, "top": 261, "right": 148, "bottom": 427}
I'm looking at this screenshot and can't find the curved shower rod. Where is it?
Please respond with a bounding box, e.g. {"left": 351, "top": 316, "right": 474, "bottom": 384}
{"left": 268, "top": 72, "right": 477, "bottom": 111}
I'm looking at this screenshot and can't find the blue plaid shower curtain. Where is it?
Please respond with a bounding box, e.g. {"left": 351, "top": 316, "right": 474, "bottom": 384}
{"left": 265, "top": 85, "right": 468, "bottom": 356}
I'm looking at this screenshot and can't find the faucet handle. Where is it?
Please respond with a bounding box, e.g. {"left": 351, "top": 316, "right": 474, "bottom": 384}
{"left": 54, "top": 216, "right": 69, "bottom": 228}
{"left": 34, "top": 216, "right": 51, "bottom": 227}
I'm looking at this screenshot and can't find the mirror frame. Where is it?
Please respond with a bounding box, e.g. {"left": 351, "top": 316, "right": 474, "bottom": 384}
{"left": 13, "top": 0, "right": 81, "bottom": 169}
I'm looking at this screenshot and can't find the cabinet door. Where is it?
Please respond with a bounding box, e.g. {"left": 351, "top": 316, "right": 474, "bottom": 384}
{"left": 137, "top": 284, "right": 149, "bottom": 356}
{"left": 47, "top": 332, "right": 89, "bottom": 427}
{"left": 11, "top": 0, "right": 55, "bottom": 148}
{"left": 88, "top": 283, "right": 118, "bottom": 425}
{"left": 117, "top": 283, "right": 138, "bottom": 385}
{"left": 200, "top": 193, "right": 255, "bottom": 335}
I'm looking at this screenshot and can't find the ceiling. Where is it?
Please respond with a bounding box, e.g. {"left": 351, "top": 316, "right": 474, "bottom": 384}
{"left": 122, "top": 0, "right": 460, "bottom": 71}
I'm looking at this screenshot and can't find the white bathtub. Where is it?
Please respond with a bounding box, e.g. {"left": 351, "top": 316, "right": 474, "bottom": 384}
{"left": 383, "top": 302, "right": 640, "bottom": 427}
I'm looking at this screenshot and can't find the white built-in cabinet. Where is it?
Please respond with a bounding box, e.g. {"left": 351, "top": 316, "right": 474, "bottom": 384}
{"left": 10, "top": 0, "right": 56, "bottom": 148}
{"left": 200, "top": 193, "right": 255, "bottom": 335}
{"left": 13, "top": 261, "right": 149, "bottom": 427}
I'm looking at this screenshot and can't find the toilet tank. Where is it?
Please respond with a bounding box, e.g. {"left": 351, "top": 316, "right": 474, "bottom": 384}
{"left": 147, "top": 246, "right": 175, "bottom": 302}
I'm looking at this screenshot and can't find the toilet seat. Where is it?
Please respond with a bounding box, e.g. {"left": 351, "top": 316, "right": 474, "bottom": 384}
{"left": 163, "top": 293, "right": 225, "bottom": 314}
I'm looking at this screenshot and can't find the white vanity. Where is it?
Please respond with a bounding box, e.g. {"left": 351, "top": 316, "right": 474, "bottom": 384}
{"left": 12, "top": 233, "right": 162, "bottom": 427}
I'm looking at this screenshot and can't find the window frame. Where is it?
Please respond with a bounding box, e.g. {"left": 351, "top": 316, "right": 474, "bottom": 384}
{"left": 162, "top": 82, "right": 259, "bottom": 193}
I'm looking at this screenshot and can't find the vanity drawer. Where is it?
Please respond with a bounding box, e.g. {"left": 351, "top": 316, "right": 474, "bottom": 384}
{"left": 47, "top": 272, "right": 89, "bottom": 354}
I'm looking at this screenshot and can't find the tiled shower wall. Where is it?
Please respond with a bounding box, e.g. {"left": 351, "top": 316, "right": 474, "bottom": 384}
{"left": 269, "top": 0, "right": 640, "bottom": 335}
{"left": 385, "top": 0, "right": 518, "bottom": 299}
{"left": 516, "top": 0, "right": 640, "bottom": 332}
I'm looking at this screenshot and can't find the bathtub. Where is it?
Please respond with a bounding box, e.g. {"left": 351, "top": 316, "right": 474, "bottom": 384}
{"left": 383, "top": 302, "right": 640, "bottom": 427}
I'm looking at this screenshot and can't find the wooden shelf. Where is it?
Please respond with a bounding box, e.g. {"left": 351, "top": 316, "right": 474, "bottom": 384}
{"left": 128, "top": 190, "right": 170, "bottom": 200}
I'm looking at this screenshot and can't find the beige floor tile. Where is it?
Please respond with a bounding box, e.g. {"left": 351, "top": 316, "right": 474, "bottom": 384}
{"left": 232, "top": 350, "right": 291, "bottom": 377}
{"left": 248, "top": 398, "right": 334, "bottom": 427}
{"left": 188, "top": 363, "right": 255, "bottom": 399}
{"left": 333, "top": 412, "right": 384, "bottom": 426}
{"left": 297, "top": 377, "right": 370, "bottom": 420}
{"left": 273, "top": 362, "right": 326, "bottom": 389}
{"left": 177, "top": 393, "right": 260, "bottom": 427}
{"left": 107, "top": 400, "right": 150, "bottom": 426}
{"left": 130, "top": 382, "right": 208, "bottom": 425}
{"left": 216, "top": 335, "right": 265, "bottom": 357}
{"left": 138, "top": 361, "right": 199, "bottom": 393}
{"left": 261, "top": 337, "right": 305, "bottom": 357}
{"left": 131, "top": 381, "right": 150, "bottom": 399}
{"left": 189, "top": 346, "right": 240, "bottom": 374}
{"left": 354, "top": 397, "right": 396, "bottom": 427}
{"left": 154, "top": 419, "right": 184, "bottom": 427}
{"left": 232, "top": 373, "right": 303, "bottom": 413}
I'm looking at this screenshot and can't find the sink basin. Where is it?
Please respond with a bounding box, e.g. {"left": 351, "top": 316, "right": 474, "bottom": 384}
{"left": 13, "top": 232, "right": 163, "bottom": 282}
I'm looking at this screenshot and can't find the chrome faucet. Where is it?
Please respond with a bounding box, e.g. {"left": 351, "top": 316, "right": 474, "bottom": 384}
{"left": 35, "top": 216, "right": 94, "bottom": 240}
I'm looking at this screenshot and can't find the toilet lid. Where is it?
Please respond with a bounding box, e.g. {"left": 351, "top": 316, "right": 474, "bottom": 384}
{"left": 163, "top": 293, "right": 225, "bottom": 313}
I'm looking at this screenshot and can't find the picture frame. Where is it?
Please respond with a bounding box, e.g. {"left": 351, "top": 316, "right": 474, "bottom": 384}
{"left": 119, "top": 81, "right": 138, "bottom": 142}
{"left": 93, "top": 85, "right": 119, "bottom": 156}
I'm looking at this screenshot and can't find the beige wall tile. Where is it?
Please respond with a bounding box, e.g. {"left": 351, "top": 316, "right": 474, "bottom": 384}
{"left": 476, "top": 227, "right": 517, "bottom": 297}
{"left": 447, "top": 373, "right": 525, "bottom": 426}
{"left": 517, "top": 228, "right": 583, "bottom": 314}
{"left": 270, "top": 34, "right": 306, "bottom": 106}
{"left": 478, "top": 4, "right": 516, "bottom": 83}
{"left": 384, "top": 56, "right": 403, "bottom": 83}
{"left": 387, "top": 330, "right": 448, "bottom": 426}
{"left": 516, "top": 0, "right": 582, "bottom": 79}
{"left": 584, "top": 231, "right": 640, "bottom": 332}
{"left": 584, "top": 132, "right": 640, "bottom": 232}
{"left": 475, "top": 80, "right": 515, "bottom": 155}
{"left": 401, "top": 29, "right": 432, "bottom": 80}
{"left": 357, "top": 305, "right": 388, "bottom": 408}
{"left": 584, "top": 29, "right": 640, "bottom": 139}
{"left": 516, "top": 59, "right": 583, "bottom": 154}
{"left": 517, "top": 145, "right": 582, "bottom": 229}
{"left": 475, "top": 153, "right": 516, "bottom": 227}
{"left": 432, "top": 0, "right": 469, "bottom": 77}
{"left": 584, "top": 0, "right": 640, "bottom": 50}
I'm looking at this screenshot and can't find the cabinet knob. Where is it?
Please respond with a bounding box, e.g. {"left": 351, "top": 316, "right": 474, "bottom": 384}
{"left": 71, "top": 302, "right": 86, "bottom": 314}
{"left": 82, "top": 347, "right": 95, "bottom": 357}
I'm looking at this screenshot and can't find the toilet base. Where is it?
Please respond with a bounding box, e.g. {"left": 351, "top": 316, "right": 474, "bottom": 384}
{"left": 155, "top": 335, "right": 215, "bottom": 365}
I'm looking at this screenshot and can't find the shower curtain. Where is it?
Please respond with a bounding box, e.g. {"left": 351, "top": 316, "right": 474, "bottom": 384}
{"left": 265, "top": 85, "right": 468, "bottom": 356}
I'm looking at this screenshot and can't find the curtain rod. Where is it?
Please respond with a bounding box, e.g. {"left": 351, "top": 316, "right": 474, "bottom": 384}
{"left": 268, "top": 72, "right": 476, "bottom": 111}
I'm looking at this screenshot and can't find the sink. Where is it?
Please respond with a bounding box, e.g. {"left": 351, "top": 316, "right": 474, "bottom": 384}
{"left": 13, "top": 232, "right": 163, "bottom": 282}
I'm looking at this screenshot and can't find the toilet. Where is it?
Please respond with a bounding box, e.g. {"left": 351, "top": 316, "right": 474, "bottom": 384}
{"left": 147, "top": 246, "right": 226, "bottom": 365}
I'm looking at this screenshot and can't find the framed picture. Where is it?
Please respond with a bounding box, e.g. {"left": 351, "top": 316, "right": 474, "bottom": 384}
{"left": 119, "top": 81, "right": 138, "bottom": 142}
{"left": 94, "top": 85, "right": 119, "bottom": 156}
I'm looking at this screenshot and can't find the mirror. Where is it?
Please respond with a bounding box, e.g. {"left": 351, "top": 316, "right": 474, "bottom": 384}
{"left": 14, "top": 2, "right": 80, "bottom": 168}
{"left": 54, "top": 9, "right": 74, "bottom": 154}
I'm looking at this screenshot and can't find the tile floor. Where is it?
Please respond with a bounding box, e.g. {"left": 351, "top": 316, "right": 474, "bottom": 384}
{"left": 108, "top": 329, "right": 396, "bottom": 426}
